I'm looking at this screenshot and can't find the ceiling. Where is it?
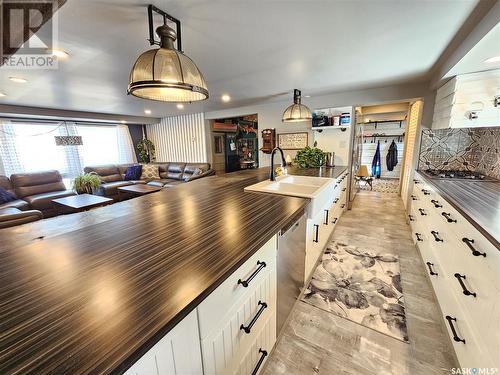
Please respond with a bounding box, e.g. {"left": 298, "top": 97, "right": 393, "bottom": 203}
{"left": 445, "top": 20, "right": 500, "bottom": 77}
{"left": 0, "top": 0, "right": 478, "bottom": 118}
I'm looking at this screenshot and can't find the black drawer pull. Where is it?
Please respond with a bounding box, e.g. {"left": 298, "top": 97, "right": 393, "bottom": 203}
{"left": 411, "top": 195, "right": 418, "bottom": 200}
{"left": 421, "top": 189, "right": 431, "bottom": 195}
{"left": 240, "top": 301, "right": 267, "bottom": 334}
{"left": 334, "top": 184, "right": 338, "bottom": 189}
{"left": 414, "top": 180, "right": 420, "bottom": 184}
{"left": 426, "top": 262, "right": 438, "bottom": 276}
{"left": 431, "top": 230, "right": 443, "bottom": 242}
{"left": 418, "top": 208, "right": 427, "bottom": 216}
{"left": 462, "top": 238, "right": 486, "bottom": 257}
{"left": 313, "top": 224, "right": 319, "bottom": 243}
{"left": 342, "top": 187, "right": 346, "bottom": 191}
{"left": 341, "top": 204, "right": 346, "bottom": 208}
{"left": 333, "top": 198, "right": 339, "bottom": 204}
{"left": 445, "top": 316, "right": 465, "bottom": 344}
{"left": 408, "top": 214, "right": 415, "bottom": 222}
{"left": 454, "top": 273, "right": 476, "bottom": 297}
{"left": 441, "top": 212, "right": 457, "bottom": 223}
{"left": 324, "top": 209, "right": 329, "bottom": 225}
{"left": 251, "top": 348, "right": 268, "bottom": 375}
{"left": 238, "top": 261, "right": 266, "bottom": 287}
{"left": 332, "top": 217, "right": 338, "bottom": 224}
{"left": 415, "top": 233, "right": 423, "bottom": 242}
{"left": 430, "top": 199, "right": 442, "bottom": 208}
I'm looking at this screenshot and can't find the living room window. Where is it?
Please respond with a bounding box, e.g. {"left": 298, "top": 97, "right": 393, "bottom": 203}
{"left": 0, "top": 120, "right": 137, "bottom": 178}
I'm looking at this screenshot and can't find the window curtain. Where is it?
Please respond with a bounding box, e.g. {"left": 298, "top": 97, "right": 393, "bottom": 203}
{"left": 117, "top": 124, "right": 137, "bottom": 163}
{"left": 0, "top": 120, "right": 137, "bottom": 178}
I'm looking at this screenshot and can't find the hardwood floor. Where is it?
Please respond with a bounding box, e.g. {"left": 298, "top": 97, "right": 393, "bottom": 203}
{"left": 264, "top": 190, "right": 457, "bottom": 374}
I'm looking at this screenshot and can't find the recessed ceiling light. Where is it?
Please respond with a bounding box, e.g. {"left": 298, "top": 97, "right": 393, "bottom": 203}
{"left": 120, "top": 120, "right": 127, "bottom": 124}
{"left": 176, "top": 103, "right": 184, "bottom": 109}
{"left": 9, "top": 77, "right": 27, "bottom": 83}
{"left": 0, "top": 92, "right": 6, "bottom": 97}
{"left": 144, "top": 109, "right": 152, "bottom": 114}
{"left": 304, "top": 95, "right": 311, "bottom": 98}
{"left": 221, "top": 94, "right": 231, "bottom": 102}
{"left": 49, "top": 49, "right": 69, "bottom": 58}
{"left": 484, "top": 56, "right": 500, "bottom": 64}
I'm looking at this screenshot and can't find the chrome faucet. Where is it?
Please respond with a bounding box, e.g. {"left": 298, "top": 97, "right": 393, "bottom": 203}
{"left": 270, "top": 147, "right": 286, "bottom": 181}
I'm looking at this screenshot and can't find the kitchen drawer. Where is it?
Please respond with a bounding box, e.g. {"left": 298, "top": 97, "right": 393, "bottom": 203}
{"left": 197, "top": 236, "right": 277, "bottom": 339}
{"left": 234, "top": 306, "right": 275, "bottom": 375}
{"left": 199, "top": 264, "right": 276, "bottom": 374}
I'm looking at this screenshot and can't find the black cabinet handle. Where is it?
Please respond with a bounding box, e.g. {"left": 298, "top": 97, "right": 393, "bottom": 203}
{"left": 334, "top": 198, "right": 339, "bottom": 204}
{"left": 313, "top": 224, "right": 319, "bottom": 243}
{"left": 445, "top": 316, "right": 465, "bottom": 344}
{"left": 240, "top": 301, "right": 267, "bottom": 334}
{"left": 332, "top": 217, "right": 338, "bottom": 224}
{"left": 411, "top": 195, "right": 418, "bottom": 200}
{"left": 238, "top": 261, "right": 266, "bottom": 287}
{"left": 441, "top": 212, "right": 457, "bottom": 223}
{"left": 430, "top": 199, "right": 442, "bottom": 208}
{"left": 342, "top": 187, "right": 346, "bottom": 191}
{"left": 415, "top": 233, "right": 423, "bottom": 242}
{"left": 414, "top": 179, "right": 420, "bottom": 184}
{"left": 250, "top": 348, "right": 268, "bottom": 375}
{"left": 408, "top": 214, "right": 415, "bottom": 222}
{"left": 421, "top": 189, "right": 431, "bottom": 195}
{"left": 418, "top": 208, "right": 427, "bottom": 216}
{"left": 324, "top": 209, "right": 329, "bottom": 225}
{"left": 334, "top": 184, "right": 338, "bottom": 189}
{"left": 454, "top": 273, "right": 476, "bottom": 297}
{"left": 341, "top": 203, "right": 346, "bottom": 208}
{"left": 431, "top": 230, "right": 443, "bottom": 242}
{"left": 462, "top": 238, "right": 486, "bottom": 257}
{"left": 426, "top": 262, "right": 438, "bottom": 276}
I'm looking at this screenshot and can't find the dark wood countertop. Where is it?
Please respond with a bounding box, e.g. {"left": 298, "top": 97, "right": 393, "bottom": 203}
{"left": 418, "top": 172, "right": 500, "bottom": 250}
{"left": 0, "top": 166, "right": 346, "bottom": 375}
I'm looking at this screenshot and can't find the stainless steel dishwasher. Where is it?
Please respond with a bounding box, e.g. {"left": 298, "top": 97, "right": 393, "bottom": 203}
{"left": 277, "top": 213, "right": 306, "bottom": 335}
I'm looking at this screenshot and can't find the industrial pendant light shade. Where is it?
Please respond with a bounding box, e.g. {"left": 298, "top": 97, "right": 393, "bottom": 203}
{"left": 282, "top": 89, "right": 312, "bottom": 122}
{"left": 128, "top": 6, "right": 208, "bottom": 102}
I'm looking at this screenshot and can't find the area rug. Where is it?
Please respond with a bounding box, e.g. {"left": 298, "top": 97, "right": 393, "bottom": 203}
{"left": 302, "top": 240, "right": 409, "bottom": 342}
{"left": 371, "top": 178, "right": 400, "bottom": 194}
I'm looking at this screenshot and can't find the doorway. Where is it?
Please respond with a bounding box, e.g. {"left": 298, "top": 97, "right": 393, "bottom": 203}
{"left": 354, "top": 102, "right": 410, "bottom": 194}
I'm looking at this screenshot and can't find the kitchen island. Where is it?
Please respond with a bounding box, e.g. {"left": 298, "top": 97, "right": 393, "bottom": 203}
{"left": 0, "top": 166, "right": 347, "bottom": 375}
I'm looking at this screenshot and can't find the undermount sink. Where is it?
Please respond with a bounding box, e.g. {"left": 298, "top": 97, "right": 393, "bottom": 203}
{"left": 244, "top": 175, "right": 335, "bottom": 218}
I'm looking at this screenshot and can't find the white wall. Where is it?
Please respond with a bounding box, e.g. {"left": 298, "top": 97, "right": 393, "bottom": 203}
{"left": 147, "top": 113, "right": 208, "bottom": 163}
{"left": 205, "top": 82, "right": 432, "bottom": 167}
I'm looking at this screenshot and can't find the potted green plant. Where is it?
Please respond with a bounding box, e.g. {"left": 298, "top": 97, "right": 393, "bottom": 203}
{"left": 137, "top": 139, "right": 156, "bottom": 163}
{"left": 293, "top": 142, "right": 326, "bottom": 168}
{"left": 73, "top": 173, "right": 101, "bottom": 194}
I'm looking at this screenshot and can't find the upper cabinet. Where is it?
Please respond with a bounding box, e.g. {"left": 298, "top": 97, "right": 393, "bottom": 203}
{"left": 432, "top": 70, "right": 500, "bottom": 129}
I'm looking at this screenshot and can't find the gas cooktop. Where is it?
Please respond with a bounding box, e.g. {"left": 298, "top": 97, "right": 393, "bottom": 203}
{"left": 422, "top": 169, "right": 495, "bottom": 181}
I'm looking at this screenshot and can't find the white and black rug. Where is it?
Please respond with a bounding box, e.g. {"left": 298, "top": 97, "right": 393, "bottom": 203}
{"left": 371, "top": 178, "right": 400, "bottom": 194}
{"left": 302, "top": 240, "right": 409, "bottom": 342}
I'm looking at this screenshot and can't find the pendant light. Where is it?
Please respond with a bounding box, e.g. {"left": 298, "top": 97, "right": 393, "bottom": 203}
{"left": 128, "top": 5, "right": 208, "bottom": 103}
{"left": 282, "top": 89, "right": 312, "bottom": 122}
{"left": 54, "top": 122, "right": 83, "bottom": 146}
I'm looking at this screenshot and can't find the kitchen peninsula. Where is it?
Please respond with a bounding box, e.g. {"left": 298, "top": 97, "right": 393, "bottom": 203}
{"left": 0, "top": 166, "right": 347, "bottom": 375}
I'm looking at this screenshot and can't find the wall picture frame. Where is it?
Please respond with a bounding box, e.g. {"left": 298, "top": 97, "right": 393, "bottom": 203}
{"left": 277, "top": 132, "right": 308, "bottom": 150}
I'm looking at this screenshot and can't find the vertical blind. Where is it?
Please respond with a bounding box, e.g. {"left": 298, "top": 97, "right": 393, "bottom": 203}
{"left": 147, "top": 113, "right": 208, "bottom": 163}
{"left": 0, "top": 121, "right": 137, "bottom": 178}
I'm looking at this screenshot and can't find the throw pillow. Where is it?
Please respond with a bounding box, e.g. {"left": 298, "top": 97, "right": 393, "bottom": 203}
{"left": 124, "top": 165, "right": 142, "bottom": 180}
{"left": 184, "top": 168, "right": 203, "bottom": 181}
{"left": 140, "top": 164, "right": 160, "bottom": 180}
{"left": 0, "top": 187, "right": 17, "bottom": 204}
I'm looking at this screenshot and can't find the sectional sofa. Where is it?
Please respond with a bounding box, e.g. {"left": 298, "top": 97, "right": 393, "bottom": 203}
{"left": 0, "top": 170, "right": 76, "bottom": 228}
{"left": 83, "top": 162, "right": 215, "bottom": 200}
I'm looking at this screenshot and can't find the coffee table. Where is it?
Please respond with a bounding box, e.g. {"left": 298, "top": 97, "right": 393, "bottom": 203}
{"left": 117, "top": 184, "right": 163, "bottom": 198}
{"left": 52, "top": 194, "right": 113, "bottom": 213}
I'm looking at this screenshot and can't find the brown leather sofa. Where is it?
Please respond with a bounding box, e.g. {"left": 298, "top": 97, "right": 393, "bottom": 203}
{"left": 84, "top": 162, "right": 215, "bottom": 199}
{"left": 9, "top": 170, "right": 76, "bottom": 218}
{"left": 0, "top": 175, "right": 43, "bottom": 228}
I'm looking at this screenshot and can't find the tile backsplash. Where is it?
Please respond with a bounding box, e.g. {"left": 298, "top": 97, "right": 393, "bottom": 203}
{"left": 419, "top": 127, "right": 500, "bottom": 179}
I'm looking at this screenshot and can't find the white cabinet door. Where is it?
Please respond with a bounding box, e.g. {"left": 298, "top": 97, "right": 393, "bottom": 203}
{"left": 125, "top": 310, "right": 203, "bottom": 375}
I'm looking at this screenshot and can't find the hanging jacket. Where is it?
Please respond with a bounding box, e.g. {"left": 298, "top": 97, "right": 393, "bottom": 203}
{"left": 386, "top": 140, "right": 398, "bottom": 171}
{"left": 371, "top": 141, "right": 381, "bottom": 178}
